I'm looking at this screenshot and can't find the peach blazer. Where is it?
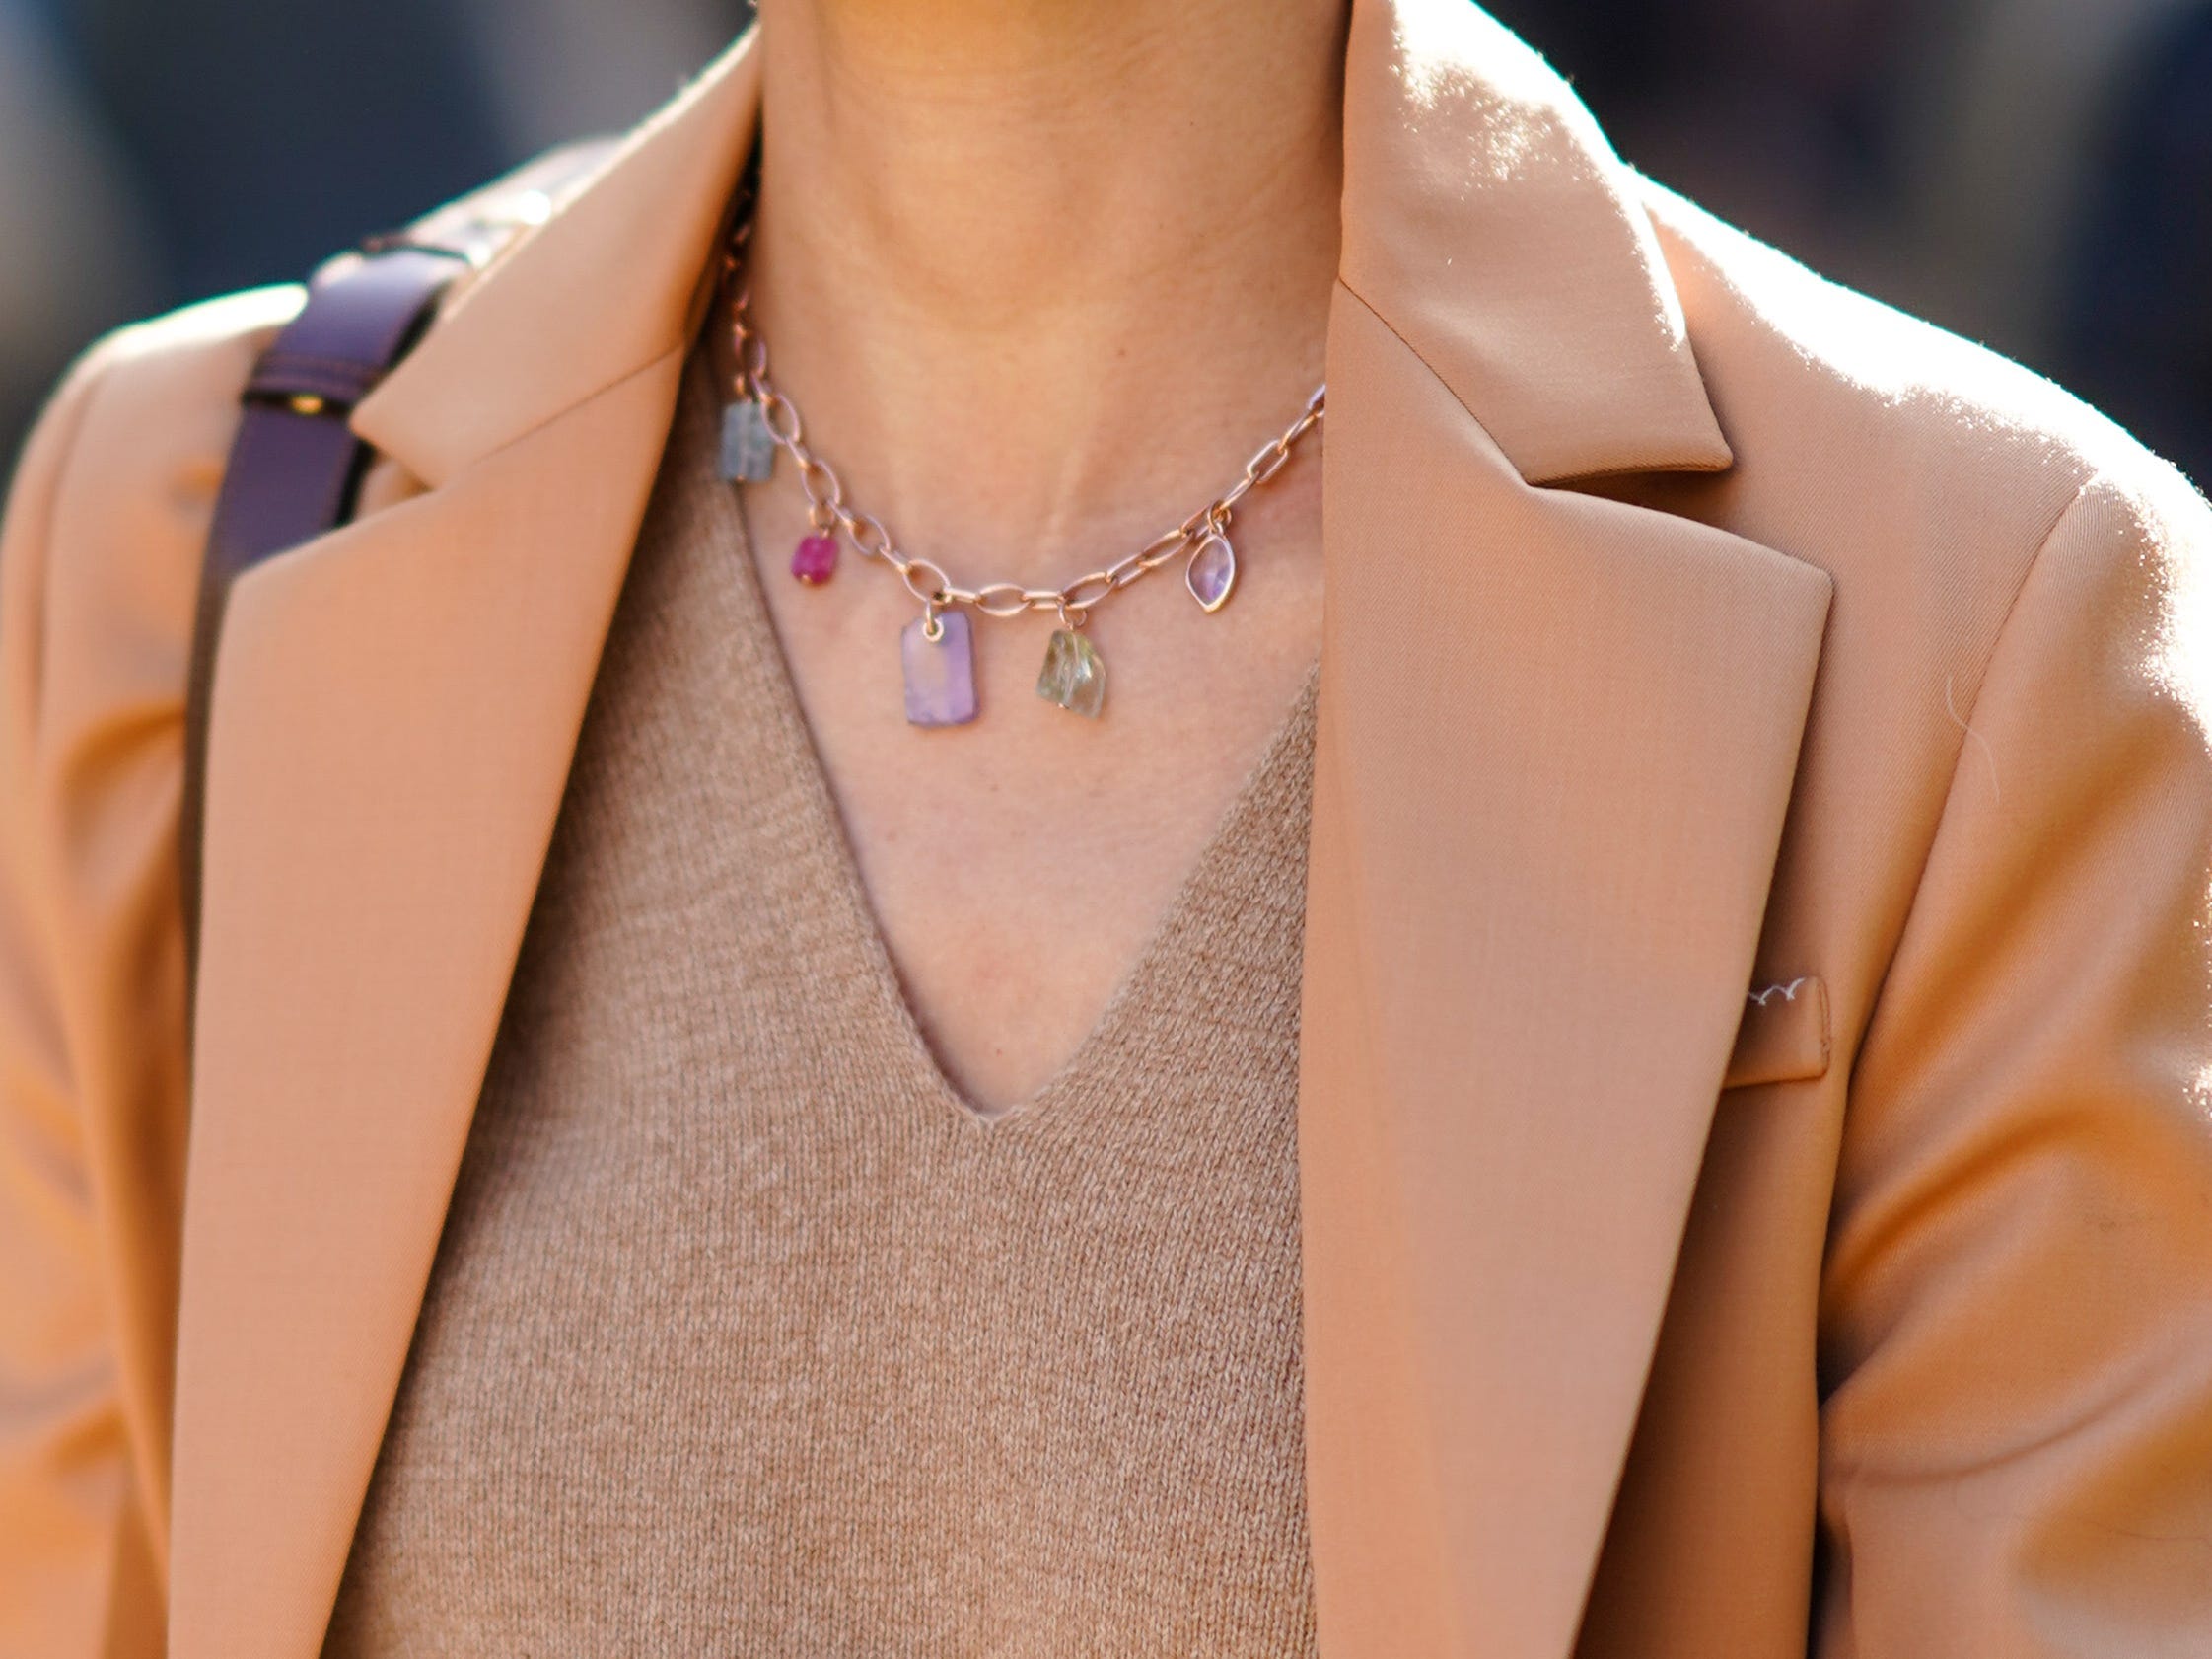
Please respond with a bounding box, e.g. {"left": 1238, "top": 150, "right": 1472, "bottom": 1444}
{"left": 5, "top": 2, "right": 2212, "bottom": 1655}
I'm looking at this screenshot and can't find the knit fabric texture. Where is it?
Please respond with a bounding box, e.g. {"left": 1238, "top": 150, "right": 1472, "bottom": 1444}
{"left": 320, "top": 352, "right": 1322, "bottom": 1657}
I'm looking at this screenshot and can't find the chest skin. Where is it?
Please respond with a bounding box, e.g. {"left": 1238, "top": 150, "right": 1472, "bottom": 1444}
{"left": 734, "top": 423, "right": 1326, "bottom": 1117}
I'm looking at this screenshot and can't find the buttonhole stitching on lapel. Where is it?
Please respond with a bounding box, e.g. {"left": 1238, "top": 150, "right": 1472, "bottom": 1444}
{"left": 1747, "top": 976, "right": 1811, "bottom": 1007}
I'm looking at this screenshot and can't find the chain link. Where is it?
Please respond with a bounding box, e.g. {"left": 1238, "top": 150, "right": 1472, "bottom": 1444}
{"left": 724, "top": 218, "right": 1323, "bottom": 625}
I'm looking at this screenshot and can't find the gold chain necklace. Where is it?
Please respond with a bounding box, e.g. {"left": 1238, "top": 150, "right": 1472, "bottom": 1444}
{"left": 716, "top": 238, "right": 1324, "bottom": 726}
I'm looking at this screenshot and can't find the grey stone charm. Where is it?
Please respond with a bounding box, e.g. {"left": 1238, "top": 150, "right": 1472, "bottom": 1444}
{"left": 719, "top": 398, "right": 776, "bottom": 482}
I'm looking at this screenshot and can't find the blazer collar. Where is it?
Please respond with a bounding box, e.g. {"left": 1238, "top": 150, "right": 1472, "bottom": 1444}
{"left": 350, "top": 29, "right": 761, "bottom": 488}
{"left": 356, "top": 0, "right": 1730, "bottom": 492}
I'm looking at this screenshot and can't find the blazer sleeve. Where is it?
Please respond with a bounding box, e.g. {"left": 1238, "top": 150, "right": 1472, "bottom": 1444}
{"left": 1819, "top": 462, "right": 2212, "bottom": 1654}
{"left": 0, "top": 325, "right": 212, "bottom": 1659}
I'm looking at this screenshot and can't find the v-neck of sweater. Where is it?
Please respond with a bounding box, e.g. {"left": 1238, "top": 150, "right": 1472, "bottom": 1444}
{"left": 695, "top": 352, "right": 1323, "bottom": 1133}
{"left": 322, "top": 346, "right": 1324, "bottom": 1659}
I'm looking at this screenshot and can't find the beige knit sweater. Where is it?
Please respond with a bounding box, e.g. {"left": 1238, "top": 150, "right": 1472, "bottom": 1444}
{"left": 321, "top": 355, "right": 1321, "bottom": 1657}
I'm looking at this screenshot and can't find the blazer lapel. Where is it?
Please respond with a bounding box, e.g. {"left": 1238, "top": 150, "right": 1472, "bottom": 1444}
{"left": 166, "top": 33, "right": 763, "bottom": 1659}
{"left": 1298, "top": 16, "right": 1831, "bottom": 1652}
{"left": 1297, "top": 290, "right": 1831, "bottom": 1659}
{"left": 166, "top": 358, "right": 687, "bottom": 1659}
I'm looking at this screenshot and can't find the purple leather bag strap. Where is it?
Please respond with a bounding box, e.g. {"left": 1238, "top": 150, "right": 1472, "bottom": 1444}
{"left": 175, "top": 138, "right": 625, "bottom": 1014}
{"left": 178, "top": 244, "right": 467, "bottom": 983}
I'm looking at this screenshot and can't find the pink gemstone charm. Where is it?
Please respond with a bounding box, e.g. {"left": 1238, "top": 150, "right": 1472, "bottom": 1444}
{"left": 791, "top": 533, "right": 839, "bottom": 585}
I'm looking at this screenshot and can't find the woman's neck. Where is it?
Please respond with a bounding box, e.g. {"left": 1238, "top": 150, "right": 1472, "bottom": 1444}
{"left": 745, "top": 0, "right": 1347, "bottom": 582}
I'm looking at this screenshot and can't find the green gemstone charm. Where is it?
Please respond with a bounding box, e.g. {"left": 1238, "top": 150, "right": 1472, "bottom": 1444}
{"left": 1035, "top": 627, "right": 1106, "bottom": 718}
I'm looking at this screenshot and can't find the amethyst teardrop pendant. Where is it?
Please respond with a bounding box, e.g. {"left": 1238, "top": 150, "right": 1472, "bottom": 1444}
{"left": 1186, "top": 530, "right": 1237, "bottom": 613}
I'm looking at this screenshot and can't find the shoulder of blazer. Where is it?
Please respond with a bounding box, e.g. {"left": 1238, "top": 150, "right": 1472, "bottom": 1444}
{"left": 1635, "top": 171, "right": 2183, "bottom": 572}
{"left": 8, "top": 137, "right": 623, "bottom": 761}
{"left": 0, "top": 142, "right": 621, "bottom": 1064}
{"left": 1625, "top": 173, "right": 2209, "bottom": 793}
{"left": 153, "top": 140, "right": 624, "bottom": 1000}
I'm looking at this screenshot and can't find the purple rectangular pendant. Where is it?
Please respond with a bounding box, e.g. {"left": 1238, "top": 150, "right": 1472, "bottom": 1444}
{"left": 901, "top": 610, "right": 978, "bottom": 726}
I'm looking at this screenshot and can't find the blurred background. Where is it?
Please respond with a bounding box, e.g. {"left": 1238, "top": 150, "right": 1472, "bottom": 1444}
{"left": 3, "top": 0, "right": 2207, "bottom": 485}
